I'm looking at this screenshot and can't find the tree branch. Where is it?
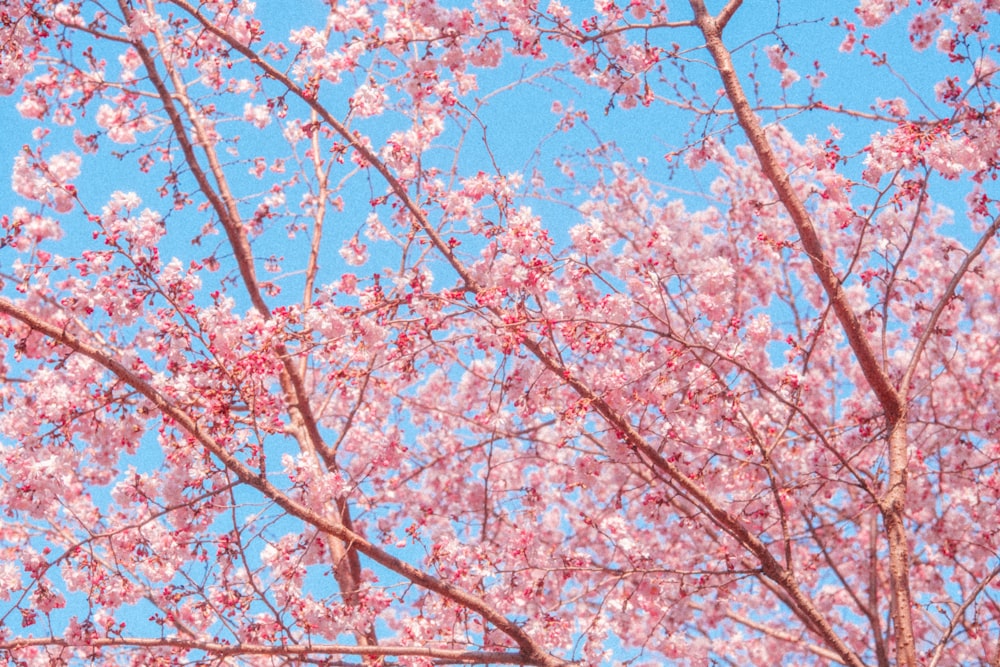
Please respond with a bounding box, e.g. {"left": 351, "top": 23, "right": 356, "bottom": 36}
{"left": 0, "top": 636, "right": 542, "bottom": 665}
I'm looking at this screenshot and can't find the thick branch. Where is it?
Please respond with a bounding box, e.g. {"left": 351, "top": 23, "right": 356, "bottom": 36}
{"left": 0, "top": 636, "right": 538, "bottom": 665}
{"left": 123, "top": 1, "right": 374, "bottom": 643}
{"left": 688, "top": 0, "right": 903, "bottom": 423}
{"left": 688, "top": 1, "right": 916, "bottom": 664}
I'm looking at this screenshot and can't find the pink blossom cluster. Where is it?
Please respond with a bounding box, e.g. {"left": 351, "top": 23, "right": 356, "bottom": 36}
{"left": 11, "top": 150, "right": 80, "bottom": 213}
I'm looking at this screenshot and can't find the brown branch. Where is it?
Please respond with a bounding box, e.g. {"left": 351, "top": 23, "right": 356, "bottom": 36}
{"left": 689, "top": 1, "right": 911, "bottom": 664}
{"left": 122, "top": 0, "right": 376, "bottom": 645}
{"left": 301, "top": 106, "right": 332, "bottom": 313}
{"left": 715, "top": 0, "right": 743, "bottom": 30}
{"left": 0, "top": 635, "right": 540, "bottom": 665}
{"left": 689, "top": 1, "right": 902, "bottom": 423}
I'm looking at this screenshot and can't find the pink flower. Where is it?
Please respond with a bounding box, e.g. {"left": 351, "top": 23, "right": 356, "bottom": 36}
{"left": 47, "top": 152, "right": 81, "bottom": 184}
{"left": 11, "top": 151, "right": 81, "bottom": 212}
{"left": 780, "top": 68, "right": 801, "bottom": 88}
{"left": 0, "top": 563, "right": 20, "bottom": 600}
{"left": 121, "top": 8, "right": 163, "bottom": 40}
{"left": 96, "top": 104, "right": 137, "bottom": 144}
{"left": 855, "top": 0, "right": 900, "bottom": 28}
{"left": 15, "top": 94, "right": 47, "bottom": 120}
{"left": 878, "top": 97, "right": 909, "bottom": 117}
{"left": 765, "top": 44, "right": 800, "bottom": 88}
{"left": 339, "top": 235, "right": 368, "bottom": 266}
{"left": 970, "top": 56, "right": 998, "bottom": 85}
{"left": 111, "top": 190, "right": 142, "bottom": 210}
{"left": 243, "top": 102, "right": 271, "bottom": 129}
{"left": 350, "top": 81, "right": 387, "bottom": 118}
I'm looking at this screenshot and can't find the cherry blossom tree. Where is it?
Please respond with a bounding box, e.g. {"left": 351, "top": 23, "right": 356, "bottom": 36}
{"left": 2, "top": 0, "right": 1000, "bottom": 665}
